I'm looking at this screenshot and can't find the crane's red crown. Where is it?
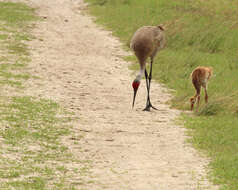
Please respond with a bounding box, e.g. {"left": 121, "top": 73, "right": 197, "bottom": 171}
{"left": 132, "top": 80, "right": 140, "bottom": 90}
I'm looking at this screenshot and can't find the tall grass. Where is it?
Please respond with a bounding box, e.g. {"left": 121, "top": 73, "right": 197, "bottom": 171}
{"left": 85, "top": 0, "right": 238, "bottom": 189}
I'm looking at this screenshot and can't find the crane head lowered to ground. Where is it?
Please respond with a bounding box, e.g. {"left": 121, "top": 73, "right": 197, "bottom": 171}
{"left": 130, "top": 25, "right": 166, "bottom": 111}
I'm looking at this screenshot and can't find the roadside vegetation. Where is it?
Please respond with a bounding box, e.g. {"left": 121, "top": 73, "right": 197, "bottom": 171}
{"left": 85, "top": 0, "right": 238, "bottom": 189}
{"left": 0, "top": 2, "right": 90, "bottom": 189}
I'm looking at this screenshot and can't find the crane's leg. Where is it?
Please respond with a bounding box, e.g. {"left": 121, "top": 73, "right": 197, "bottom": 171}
{"left": 143, "top": 69, "right": 151, "bottom": 111}
{"left": 148, "top": 59, "right": 157, "bottom": 110}
{"left": 143, "top": 59, "right": 157, "bottom": 111}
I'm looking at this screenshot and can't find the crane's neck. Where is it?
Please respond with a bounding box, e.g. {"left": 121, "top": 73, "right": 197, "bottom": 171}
{"left": 135, "top": 68, "right": 144, "bottom": 82}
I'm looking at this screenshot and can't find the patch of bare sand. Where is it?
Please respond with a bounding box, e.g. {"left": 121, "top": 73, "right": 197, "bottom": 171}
{"left": 22, "top": 0, "right": 218, "bottom": 189}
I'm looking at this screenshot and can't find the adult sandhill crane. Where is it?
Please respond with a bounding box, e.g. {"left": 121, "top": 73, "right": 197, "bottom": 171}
{"left": 190, "top": 66, "right": 213, "bottom": 111}
{"left": 131, "top": 25, "right": 166, "bottom": 111}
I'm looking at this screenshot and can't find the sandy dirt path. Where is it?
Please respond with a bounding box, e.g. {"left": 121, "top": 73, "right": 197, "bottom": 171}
{"left": 22, "top": 0, "right": 218, "bottom": 189}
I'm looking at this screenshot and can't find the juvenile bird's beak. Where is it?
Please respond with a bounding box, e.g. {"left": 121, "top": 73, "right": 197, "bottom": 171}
{"left": 132, "top": 88, "right": 138, "bottom": 108}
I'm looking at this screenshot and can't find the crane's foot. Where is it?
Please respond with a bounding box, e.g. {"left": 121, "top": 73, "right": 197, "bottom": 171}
{"left": 143, "top": 103, "right": 158, "bottom": 111}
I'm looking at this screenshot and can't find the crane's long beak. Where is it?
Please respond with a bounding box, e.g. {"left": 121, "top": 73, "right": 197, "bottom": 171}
{"left": 132, "top": 88, "right": 138, "bottom": 108}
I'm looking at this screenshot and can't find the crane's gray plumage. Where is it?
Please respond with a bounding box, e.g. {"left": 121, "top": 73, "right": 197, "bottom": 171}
{"left": 130, "top": 25, "right": 166, "bottom": 69}
{"left": 130, "top": 25, "right": 166, "bottom": 111}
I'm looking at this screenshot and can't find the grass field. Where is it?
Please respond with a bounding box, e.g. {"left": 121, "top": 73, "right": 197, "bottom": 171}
{"left": 85, "top": 0, "right": 238, "bottom": 189}
{"left": 0, "top": 2, "right": 90, "bottom": 189}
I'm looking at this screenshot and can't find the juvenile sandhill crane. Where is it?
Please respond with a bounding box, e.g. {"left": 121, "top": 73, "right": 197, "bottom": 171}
{"left": 190, "top": 66, "right": 213, "bottom": 111}
{"left": 131, "top": 25, "right": 166, "bottom": 111}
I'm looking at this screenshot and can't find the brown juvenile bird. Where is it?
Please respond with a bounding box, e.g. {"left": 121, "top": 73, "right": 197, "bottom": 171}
{"left": 130, "top": 25, "right": 166, "bottom": 111}
{"left": 190, "top": 66, "right": 213, "bottom": 111}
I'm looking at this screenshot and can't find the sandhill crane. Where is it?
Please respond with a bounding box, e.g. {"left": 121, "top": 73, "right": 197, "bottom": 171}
{"left": 190, "top": 66, "right": 213, "bottom": 111}
{"left": 130, "top": 25, "right": 166, "bottom": 111}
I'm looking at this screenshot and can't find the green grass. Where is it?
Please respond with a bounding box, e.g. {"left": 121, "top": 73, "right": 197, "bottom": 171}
{"left": 0, "top": 2, "right": 36, "bottom": 87}
{"left": 0, "top": 2, "right": 92, "bottom": 189}
{"left": 0, "top": 2, "right": 36, "bottom": 55}
{"left": 184, "top": 114, "right": 238, "bottom": 190}
{"left": 85, "top": 0, "right": 238, "bottom": 189}
{"left": 0, "top": 96, "right": 87, "bottom": 189}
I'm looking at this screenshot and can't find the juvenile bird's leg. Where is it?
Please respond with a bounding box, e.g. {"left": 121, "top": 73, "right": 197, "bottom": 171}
{"left": 204, "top": 85, "right": 208, "bottom": 103}
{"left": 196, "top": 95, "right": 200, "bottom": 112}
{"left": 143, "top": 59, "right": 157, "bottom": 111}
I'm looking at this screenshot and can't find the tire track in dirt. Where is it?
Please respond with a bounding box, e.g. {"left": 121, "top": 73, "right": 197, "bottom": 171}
{"left": 24, "top": 0, "right": 218, "bottom": 189}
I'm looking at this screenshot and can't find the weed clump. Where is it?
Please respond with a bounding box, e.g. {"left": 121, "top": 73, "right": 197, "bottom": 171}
{"left": 197, "top": 102, "right": 222, "bottom": 116}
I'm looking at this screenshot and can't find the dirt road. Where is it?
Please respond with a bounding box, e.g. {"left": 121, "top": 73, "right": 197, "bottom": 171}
{"left": 24, "top": 0, "right": 217, "bottom": 189}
